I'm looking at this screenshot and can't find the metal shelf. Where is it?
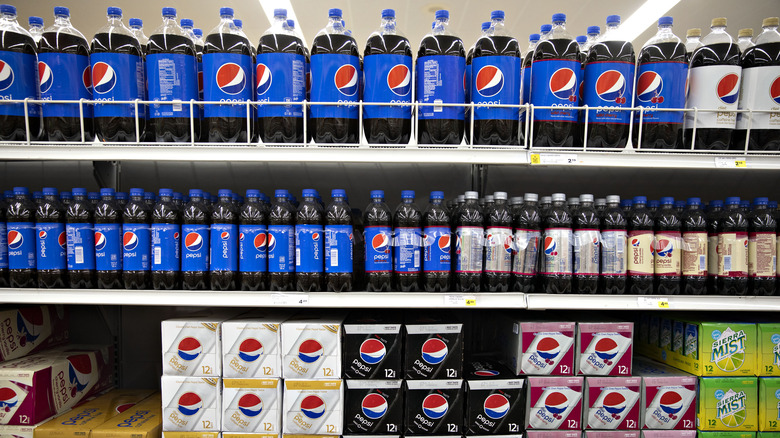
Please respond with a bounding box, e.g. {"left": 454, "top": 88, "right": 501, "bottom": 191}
{"left": 525, "top": 150, "right": 776, "bottom": 169}
{"left": 525, "top": 293, "right": 780, "bottom": 311}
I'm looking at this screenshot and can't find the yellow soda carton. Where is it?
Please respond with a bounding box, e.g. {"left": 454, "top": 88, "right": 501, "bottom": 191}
{"left": 757, "top": 324, "right": 780, "bottom": 377}
{"left": 698, "top": 377, "right": 758, "bottom": 431}
{"left": 667, "top": 322, "right": 756, "bottom": 376}
{"left": 759, "top": 378, "right": 780, "bottom": 431}
{"left": 91, "top": 393, "right": 161, "bottom": 438}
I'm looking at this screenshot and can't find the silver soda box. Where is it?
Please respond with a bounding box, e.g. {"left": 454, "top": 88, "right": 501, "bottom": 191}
{"left": 222, "top": 311, "right": 291, "bottom": 378}
{"left": 281, "top": 314, "right": 345, "bottom": 379}
{"left": 222, "top": 378, "right": 282, "bottom": 434}
{"left": 162, "top": 312, "right": 236, "bottom": 377}
{"left": 162, "top": 376, "right": 222, "bottom": 432}
{"left": 282, "top": 379, "right": 344, "bottom": 435}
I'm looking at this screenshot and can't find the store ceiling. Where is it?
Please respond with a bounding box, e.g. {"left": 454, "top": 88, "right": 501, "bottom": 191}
{"left": 17, "top": 0, "right": 779, "bottom": 53}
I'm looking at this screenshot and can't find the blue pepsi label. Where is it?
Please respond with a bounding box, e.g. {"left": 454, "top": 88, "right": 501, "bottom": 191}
{"left": 423, "top": 226, "right": 451, "bottom": 272}
{"left": 310, "top": 54, "right": 361, "bottom": 119}
{"left": 94, "top": 223, "right": 121, "bottom": 271}
{"left": 394, "top": 227, "right": 421, "bottom": 273}
{"left": 417, "top": 55, "right": 466, "bottom": 120}
{"left": 325, "top": 224, "right": 353, "bottom": 273}
{"left": 268, "top": 224, "right": 294, "bottom": 273}
{"left": 123, "top": 223, "right": 150, "bottom": 271}
{"left": 583, "top": 61, "right": 635, "bottom": 125}
{"left": 0, "top": 51, "right": 40, "bottom": 117}
{"left": 634, "top": 61, "right": 687, "bottom": 125}
{"left": 35, "top": 222, "right": 66, "bottom": 270}
{"left": 181, "top": 224, "right": 208, "bottom": 272}
{"left": 66, "top": 223, "right": 95, "bottom": 270}
{"left": 0, "top": 222, "right": 6, "bottom": 269}
{"left": 202, "top": 53, "right": 253, "bottom": 119}
{"left": 471, "top": 55, "right": 521, "bottom": 120}
{"left": 239, "top": 224, "right": 267, "bottom": 273}
{"left": 531, "top": 59, "right": 580, "bottom": 123}
{"left": 521, "top": 64, "right": 531, "bottom": 122}
{"left": 363, "top": 54, "right": 412, "bottom": 120}
{"left": 91, "top": 52, "right": 145, "bottom": 118}
{"left": 256, "top": 52, "right": 305, "bottom": 118}
{"left": 38, "top": 52, "right": 93, "bottom": 119}
{"left": 7, "top": 222, "right": 35, "bottom": 269}
{"left": 364, "top": 225, "right": 392, "bottom": 272}
{"left": 152, "top": 223, "right": 180, "bottom": 271}
{"left": 295, "top": 224, "right": 323, "bottom": 273}
{"left": 147, "top": 53, "right": 199, "bottom": 119}
{"left": 210, "top": 223, "right": 237, "bottom": 272}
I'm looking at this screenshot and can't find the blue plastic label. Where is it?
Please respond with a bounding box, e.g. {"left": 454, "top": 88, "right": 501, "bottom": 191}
{"left": 256, "top": 52, "right": 305, "bottom": 118}
{"left": 364, "top": 225, "right": 392, "bottom": 272}
{"left": 310, "top": 54, "right": 361, "bottom": 119}
{"left": 295, "top": 224, "right": 323, "bottom": 273}
{"left": 202, "top": 53, "right": 253, "bottom": 119}
{"left": 531, "top": 59, "right": 580, "bottom": 122}
{"left": 152, "top": 223, "right": 180, "bottom": 271}
{"left": 521, "top": 64, "right": 531, "bottom": 122}
{"left": 634, "top": 61, "right": 687, "bottom": 125}
{"left": 268, "top": 224, "right": 294, "bottom": 273}
{"left": 582, "top": 61, "right": 635, "bottom": 125}
{"left": 423, "top": 226, "right": 451, "bottom": 273}
{"left": 38, "top": 52, "right": 92, "bottom": 119}
{"left": 35, "top": 222, "right": 66, "bottom": 270}
{"left": 363, "top": 54, "right": 412, "bottom": 120}
{"left": 123, "top": 223, "right": 150, "bottom": 271}
{"left": 417, "top": 55, "right": 466, "bottom": 120}
{"left": 0, "top": 51, "right": 40, "bottom": 117}
{"left": 471, "top": 55, "right": 521, "bottom": 120}
{"left": 94, "top": 223, "right": 121, "bottom": 271}
{"left": 91, "top": 52, "right": 145, "bottom": 118}
{"left": 181, "top": 224, "right": 208, "bottom": 272}
{"left": 147, "top": 53, "right": 199, "bottom": 119}
{"left": 0, "top": 222, "right": 6, "bottom": 269}
{"left": 66, "top": 222, "right": 95, "bottom": 270}
{"left": 325, "top": 224, "right": 353, "bottom": 273}
{"left": 239, "top": 224, "right": 267, "bottom": 273}
{"left": 7, "top": 222, "right": 35, "bottom": 269}
{"left": 210, "top": 223, "right": 237, "bottom": 272}
{"left": 394, "top": 227, "right": 421, "bottom": 273}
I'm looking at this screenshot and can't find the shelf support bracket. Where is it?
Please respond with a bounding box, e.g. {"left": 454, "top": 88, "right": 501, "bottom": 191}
{"left": 471, "top": 164, "right": 488, "bottom": 195}
{"left": 93, "top": 161, "right": 120, "bottom": 190}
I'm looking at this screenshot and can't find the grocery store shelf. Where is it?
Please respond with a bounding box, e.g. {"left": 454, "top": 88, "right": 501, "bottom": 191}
{"left": 526, "top": 294, "right": 780, "bottom": 311}
{"left": 526, "top": 150, "right": 780, "bottom": 169}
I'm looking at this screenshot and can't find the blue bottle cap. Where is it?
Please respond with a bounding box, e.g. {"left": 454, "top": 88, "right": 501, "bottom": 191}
{"left": 173, "top": 192, "right": 183, "bottom": 200}
{"left": 159, "top": 188, "right": 173, "bottom": 197}
{"left": 711, "top": 200, "right": 724, "bottom": 207}
{"left": 606, "top": 15, "right": 621, "bottom": 25}
{"left": 274, "top": 189, "right": 287, "bottom": 198}
{"left": 491, "top": 10, "right": 504, "bottom": 20}
{"left": 587, "top": 25, "right": 601, "bottom": 35}
{"left": 246, "top": 189, "right": 260, "bottom": 198}
{"left": 687, "top": 197, "right": 701, "bottom": 205}
{"left": 552, "top": 13, "right": 566, "bottom": 23}
{"left": 435, "top": 10, "right": 449, "bottom": 20}
{"left": 648, "top": 200, "right": 659, "bottom": 208}
{"left": 43, "top": 187, "right": 58, "bottom": 196}
{"left": 302, "top": 189, "right": 317, "bottom": 197}
{"left": 332, "top": 189, "right": 346, "bottom": 198}
{"left": 675, "top": 200, "right": 686, "bottom": 208}
{"left": 633, "top": 196, "right": 647, "bottom": 204}
{"left": 28, "top": 16, "right": 43, "bottom": 25}
{"left": 770, "top": 201, "right": 778, "bottom": 209}
{"left": 218, "top": 189, "right": 232, "bottom": 197}
{"left": 530, "top": 33, "right": 540, "bottom": 42}
{"left": 660, "top": 197, "right": 675, "bottom": 205}
{"left": 129, "top": 18, "right": 142, "bottom": 27}
{"left": 328, "top": 8, "right": 342, "bottom": 18}
{"left": 72, "top": 188, "right": 87, "bottom": 196}
{"left": 754, "top": 197, "right": 769, "bottom": 205}
{"left": 381, "top": 9, "right": 394, "bottom": 19}
{"left": 219, "top": 7, "right": 234, "bottom": 17}
{"left": 430, "top": 191, "right": 444, "bottom": 200}
{"left": 370, "top": 190, "right": 384, "bottom": 199}
{"left": 576, "top": 35, "right": 587, "bottom": 43}
{"left": 33, "top": 191, "right": 42, "bottom": 199}
{"left": 740, "top": 200, "right": 751, "bottom": 208}
{"left": 286, "top": 19, "right": 294, "bottom": 29}
{"left": 88, "top": 192, "right": 100, "bottom": 199}
{"left": 116, "top": 191, "right": 127, "bottom": 199}
{"left": 189, "top": 189, "right": 202, "bottom": 197}
{"left": 620, "top": 199, "right": 633, "bottom": 207}
{"left": 0, "top": 5, "right": 16, "bottom": 15}
{"left": 53, "top": 7, "right": 69, "bottom": 17}
{"left": 725, "top": 197, "right": 741, "bottom": 205}
{"left": 193, "top": 28, "right": 202, "bottom": 37}
{"left": 659, "top": 16, "right": 673, "bottom": 26}
{"left": 402, "top": 190, "right": 415, "bottom": 199}
{"left": 106, "top": 7, "right": 122, "bottom": 17}
{"left": 162, "top": 7, "right": 176, "bottom": 17}
{"left": 274, "top": 8, "right": 286, "bottom": 17}
{"left": 233, "top": 19, "right": 242, "bottom": 28}
{"left": 60, "top": 191, "right": 72, "bottom": 199}
{"left": 540, "top": 24, "right": 552, "bottom": 33}
{"left": 482, "top": 22, "right": 491, "bottom": 31}
{"left": 100, "top": 188, "right": 115, "bottom": 196}
{"left": 180, "top": 18, "right": 193, "bottom": 28}
{"left": 144, "top": 191, "right": 154, "bottom": 199}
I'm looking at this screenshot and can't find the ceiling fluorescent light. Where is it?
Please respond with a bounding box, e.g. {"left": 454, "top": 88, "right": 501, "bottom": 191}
{"left": 613, "top": 0, "right": 682, "bottom": 42}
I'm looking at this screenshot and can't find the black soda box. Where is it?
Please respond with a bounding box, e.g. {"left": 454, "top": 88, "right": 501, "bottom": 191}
{"left": 344, "top": 380, "right": 403, "bottom": 435}
{"left": 465, "top": 359, "right": 526, "bottom": 435}
{"left": 343, "top": 312, "right": 403, "bottom": 379}
{"left": 404, "top": 379, "right": 464, "bottom": 435}
{"left": 404, "top": 312, "right": 464, "bottom": 379}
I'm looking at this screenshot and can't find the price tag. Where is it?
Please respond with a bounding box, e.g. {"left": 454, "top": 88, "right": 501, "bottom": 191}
{"left": 530, "top": 153, "right": 578, "bottom": 165}
{"left": 735, "top": 160, "right": 747, "bottom": 168}
{"left": 637, "top": 296, "right": 670, "bottom": 309}
{"left": 272, "top": 293, "right": 309, "bottom": 306}
{"left": 715, "top": 157, "right": 748, "bottom": 168}
{"left": 530, "top": 153, "right": 541, "bottom": 165}
{"left": 444, "top": 295, "right": 477, "bottom": 307}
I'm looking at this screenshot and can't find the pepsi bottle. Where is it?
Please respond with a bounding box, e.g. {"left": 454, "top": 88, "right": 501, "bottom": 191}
{"left": 151, "top": 189, "right": 180, "bottom": 289}
{"left": 128, "top": 17, "right": 152, "bottom": 142}
{"left": 295, "top": 189, "right": 323, "bottom": 291}
{"left": 28, "top": 16, "right": 43, "bottom": 45}
{"left": 181, "top": 189, "right": 209, "bottom": 290}
{"left": 465, "top": 22, "right": 491, "bottom": 142}
{"left": 541, "top": 193, "right": 572, "bottom": 294}
{"left": 122, "top": 188, "right": 150, "bottom": 289}
{"left": 202, "top": 8, "right": 252, "bottom": 142}
{"left": 417, "top": 10, "right": 465, "bottom": 144}
{"left": 454, "top": 191, "right": 483, "bottom": 292}
{"left": 310, "top": 9, "right": 360, "bottom": 143}
{"left": 191, "top": 27, "right": 205, "bottom": 139}
{"left": 363, "top": 9, "right": 412, "bottom": 144}
{"left": 35, "top": 187, "right": 66, "bottom": 288}
{"left": 483, "top": 191, "right": 512, "bottom": 291}
{"left": 422, "top": 191, "right": 451, "bottom": 292}
{"left": 0, "top": 5, "right": 41, "bottom": 141}
{"left": 394, "top": 190, "right": 422, "bottom": 291}
{"left": 38, "top": 6, "right": 94, "bottom": 142}
{"left": 511, "top": 193, "right": 540, "bottom": 292}
{"left": 91, "top": 7, "right": 146, "bottom": 142}
{"left": 325, "top": 189, "right": 353, "bottom": 292}
{"left": 60, "top": 191, "right": 71, "bottom": 206}
{"left": 627, "top": 196, "right": 654, "bottom": 294}
{"left": 685, "top": 28, "right": 702, "bottom": 61}
{"left": 748, "top": 197, "right": 776, "bottom": 295}
{"left": 364, "top": 190, "right": 392, "bottom": 291}
{"left": 147, "top": 8, "right": 199, "bottom": 142}
{"left": 520, "top": 33, "right": 540, "bottom": 143}
{"left": 94, "top": 188, "right": 122, "bottom": 289}
{"left": 654, "top": 197, "right": 682, "bottom": 295}
{"left": 684, "top": 18, "right": 742, "bottom": 150}
{"left": 88, "top": 192, "right": 99, "bottom": 206}
{"left": 66, "top": 188, "right": 95, "bottom": 288}
{"left": 268, "top": 189, "right": 295, "bottom": 291}
{"left": 6, "top": 187, "right": 36, "bottom": 287}
{"left": 706, "top": 200, "right": 723, "bottom": 294}
{"left": 680, "top": 198, "right": 707, "bottom": 295}
{"left": 633, "top": 17, "right": 687, "bottom": 149}
{"left": 573, "top": 194, "right": 600, "bottom": 293}
{"left": 239, "top": 190, "right": 267, "bottom": 290}
{"left": 717, "top": 197, "right": 748, "bottom": 295}
{"left": 601, "top": 195, "right": 627, "bottom": 294}
{"left": 210, "top": 189, "right": 238, "bottom": 290}
{"left": 531, "top": 14, "right": 580, "bottom": 147}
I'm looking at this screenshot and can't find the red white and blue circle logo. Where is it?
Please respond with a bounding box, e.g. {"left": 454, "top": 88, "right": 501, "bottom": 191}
{"left": 0, "top": 61, "right": 15, "bottom": 91}
{"left": 536, "top": 337, "right": 561, "bottom": 363}
{"left": 602, "top": 392, "right": 627, "bottom": 417}
{"left": 503, "top": 235, "right": 513, "bottom": 254}
{"left": 372, "top": 233, "right": 390, "bottom": 253}
{"left": 361, "top": 393, "right": 388, "bottom": 420}
{"left": 123, "top": 231, "right": 138, "bottom": 251}
{"left": 267, "top": 234, "right": 276, "bottom": 252}
{"left": 596, "top": 70, "right": 627, "bottom": 103}
{"left": 549, "top": 68, "right": 577, "bottom": 101}
{"left": 438, "top": 234, "right": 451, "bottom": 252}
{"left": 83, "top": 65, "right": 92, "bottom": 91}
{"left": 311, "top": 232, "right": 320, "bottom": 241}
{"left": 17, "top": 307, "right": 44, "bottom": 344}
{"left": 58, "top": 231, "right": 67, "bottom": 249}
{"left": 421, "top": 338, "right": 448, "bottom": 364}
{"left": 544, "top": 236, "right": 557, "bottom": 256}
{"left": 221, "top": 231, "right": 231, "bottom": 241}
{"left": 717, "top": 73, "right": 740, "bottom": 105}
{"left": 217, "top": 63, "right": 246, "bottom": 95}
{"left": 595, "top": 337, "right": 620, "bottom": 362}
{"left": 422, "top": 394, "right": 449, "bottom": 419}
{"left": 300, "top": 395, "right": 326, "bottom": 419}
{"left": 298, "top": 339, "right": 324, "bottom": 363}
{"left": 92, "top": 62, "right": 116, "bottom": 94}
{"left": 38, "top": 62, "right": 53, "bottom": 94}
{"left": 631, "top": 238, "right": 640, "bottom": 247}
{"left": 484, "top": 393, "right": 510, "bottom": 420}
{"left": 116, "top": 403, "right": 135, "bottom": 413}
{"left": 474, "top": 369, "right": 500, "bottom": 377}
{"left": 359, "top": 338, "right": 386, "bottom": 365}
{"left": 67, "top": 354, "right": 93, "bottom": 393}
{"left": 178, "top": 337, "right": 202, "bottom": 361}
{"left": 177, "top": 392, "right": 202, "bottom": 416}
{"left": 335, "top": 64, "right": 358, "bottom": 96}
{"left": 238, "top": 338, "right": 263, "bottom": 362}
{"left": 544, "top": 391, "right": 569, "bottom": 418}
{"left": 770, "top": 76, "right": 780, "bottom": 105}
{"left": 7, "top": 230, "right": 23, "bottom": 250}
{"left": 0, "top": 387, "right": 18, "bottom": 409}
{"left": 185, "top": 232, "right": 203, "bottom": 251}
{"left": 659, "top": 391, "right": 684, "bottom": 417}
{"left": 95, "top": 232, "right": 107, "bottom": 251}
{"left": 254, "top": 233, "right": 267, "bottom": 251}
{"left": 238, "top": 393, "right": 263, "bottom": 417}
{"left": 476, "top": 65, "right": 504, "bottom": 97}
{"left": 656, "top": 239, "right": 674, "bottom": 257}
{"left": 256, "top": 63, "right": 272, "bottom": 95}
{"left": 637, "top": 71, "right": 663, "bottom": 103}
{"left": 387, "top": 64, "right": 411, "bottom": 96}
{"left": 38, "top": 230, "right": 47, "bottom": 240}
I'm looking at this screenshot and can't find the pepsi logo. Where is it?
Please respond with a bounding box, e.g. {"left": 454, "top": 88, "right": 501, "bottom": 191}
{"left": 256, "top": 63, "right": 272, "bottom": 95}
{"left": 544, "top": 236, "right": 557, "bottom": 256}
{"left": 185, "top": 232, "right": 203, "bottom": 252}
{"left": 300, "top": 395, "right": 326, "bottom": 419}
{"left": 544, "top": 391, "right": 569, "bottom": 418}
{"left": 311, "top": 232, "right": 320, "bottom": 241}
{"left": 239, "top": 232, "right": 245, "bottom": 242}
{"left": 7, "top": 230, "right": 23, "bottom": 250}
{"left": 123, "top": 232, "right": 138, "bottom": 251}
{"left": 484, "top": 393, "right": 510, "bottom": 420}
{"left": 115, "top": 403, "right": 135, "bottom": 413}
{"left": 38, "top": 62, "right": 53, "bottom": 94}
{"left": 361, "top": 393, "right": 388, "bottom": 420}
{"left": 438, "top": 234, "right": 451, "bottom": 252}
{"left": 637, "top": 71, "right": 663, "bottom": 103}
{"left": 298, "top": 339, "right": 324, "bottom": 363}
{"left": 717, "top": 73, "right": 740, "bottom": 105}
{"left": 596, "top": 70, "right": 627, "bottom": 103}
{"left": 387, "top": 64, "right": 411, "bottom": 96}
{"left": 474, "top": 369, "right": 500, "bottom": 377}
{"left": 422, "top": 394, "right": 449, "bottom": 419}
{"left": 770, "top": 76, "right": 780, "bottom": 105}
{"left": 656, "top": 239, "right": 673, "bottom": 257}
{"left": 39, "top": 230, "right": 47, "bottom": 239}
{"left": 476, "top": 65, "right": 504, "bottom": 97}
{"left": 177, "top": 392, "right": 203, "bottom": 416}
{"left": 83, "top": 65, "right": 92, "bottom": 91}
{"left": 421, "top": 338, "right": 448, "bottom": 365}
{"left": 238, "top": 338, "right": 263, "bottom": 362}
{"left": 254, "top": 233, "right": 267, "bottom": 251}
{"left": 58, "top": 232, "right": 67, "bottom": 249}
{"left": 371, "top": 233, "right": 390, "bottom": 253}
{"left": 503, "top": 235, "right": 513, "bottom": 254}
{"left": 221, "top": 231, "right": 230, "bottom": 240}
{"left": 334, "top": 64, "right": 358, "bottom": 96}
{"left": 359, "top": 338, "right": 386, "bottom": 365}
{"left": 67, "top": 354, "right": 93, "bottom": 394}
{"left": 0, "top": 387, "right": 18, "bottom": 409}
{"left": 631, "top": 238, "right": 640, "bottom": 247}
{"left": 0, "top": 61, "right": 14, "bottom": 91}
{"left": 602, "top": 392, "right": 627, "bottom": 417}
{"left": 92, "top": 62, "right": 116, "bottom": 94}
{"left": 594, "top": 337, "right": 620, "bottom": 364}
{"left": 95, "top": 232, "right": 106, "bottom": 251}
{"left": 174, "top": 232, "right": 180, "bottom": 240}
{"left": 549, "top": 68, "right": 577, "bottom": 102}
{"left": 267, "top": 233, "right": 276, "bottom": 252}
{"left": 659, "top": 391, "right": 684, "bottom": 417}
{"left": 238, "top": 393, "right": 263, "bottom": 417}
{"left": 177, "top": 337, "right": 202, "bottom": 361}
{"left": 216, "top": 63, "right": 246, "bottom": 95}
{"left": 16, "top": 307, "right": 43, "bottom": 344}
{"left": 536, "top": 337, "right": 561, "bottom": 364}
{"left": 455, "top": 234, "right": 461, "bottom": 254}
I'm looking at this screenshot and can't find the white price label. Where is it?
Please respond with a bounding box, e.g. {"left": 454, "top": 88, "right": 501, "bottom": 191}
{"left": 637, "top": 296, "right": 670, "bottom": 309}
{"left": 715, "top": 157, "right": 748, "bottom": 168}
{"left": 444, "top": 294, "right": 477, "bottom": 307}
{"left": 531, "top": 153, "right": 578, "bottom": 165}
{"left": 272, "top": 293, "right": 309, "bottom": 306}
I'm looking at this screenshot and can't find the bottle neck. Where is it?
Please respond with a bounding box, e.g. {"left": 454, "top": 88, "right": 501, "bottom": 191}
{"left": 328, "top": 16, "right": 344, "bottom": 34}
{"left": 431, "top": 198, "right": 443, "bottom": 206}
{"left": 1, "top": 13, "right": 17, "bottom": 24}
{"left": 433, "top": 18, "right": 449, "bottom": 35}
{"left": 380, "top": 17, "right": 397, "bottom": 35}
{"left": 371, "top": 197, "right": 384, "bottom": 203}
{"left": 108, "top": 15, "right": 123, "bottom": 27}
{"left": 54, "top": 16, "right": 72, "bottom": 27}
{"left": 687, "top": 36, "right": 700, "bottom": 43}
{"left": 755, "top": 204, "right": 767, "bottom": 210}
{"left": 657, "top": 25, "right": 674, "bottom": 37}
{"left": 162, "top": 16, "right": 176, "bottom": 27}
{"left": 403, "top": 198, "right": 414, "bottom": 204}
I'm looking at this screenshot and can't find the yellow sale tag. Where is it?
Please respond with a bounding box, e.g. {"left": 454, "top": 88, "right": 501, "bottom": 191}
{"left": 735, "top": 160, "right": 747, "bottom": 167}
{"left": 658, "top": 300, "right": 670, "bottom": 308}
{"left": 465, "top": 299, "right": 477, "bottom": 306}
{"left": 530, "top": 153, "right": 541, "bottom": 165}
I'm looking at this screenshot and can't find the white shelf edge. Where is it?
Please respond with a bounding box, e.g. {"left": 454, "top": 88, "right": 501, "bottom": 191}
{"left": 526, "top": 151, "right": 780, "bottom": 169}
{"left": 526, "top": 294, "right": 780, "bottom": 311}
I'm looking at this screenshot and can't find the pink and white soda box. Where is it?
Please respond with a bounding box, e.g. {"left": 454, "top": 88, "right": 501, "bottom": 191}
{"left": 525, "top": 376, "right": 583, "bottom": 430}
{"left": 526, "top": 432, "right": 582, "bottom": 438}
{"left": 641, "top": 430, "right": 697, "bottom": 438}
{"left": 518, "top": 322, "right": 576, "bottom": 376}
{"left": 577, "top": 322, "right": 634, "bottom": 376}
{"left": 584, "top": 376, "right": 641, "bottom": 430}
{"left": 634, "top": 358, "right": 697, "bottom": 430}
{"left": 585, "top": 431, "right": 641, "bottom": 438}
